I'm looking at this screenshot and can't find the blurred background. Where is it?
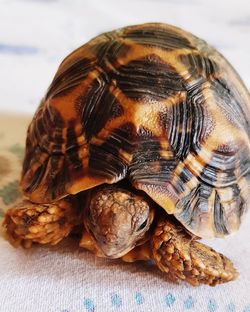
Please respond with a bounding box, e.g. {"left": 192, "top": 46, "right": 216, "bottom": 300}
{"left": 0, "top": 0, "right": 250, "bottom": 114}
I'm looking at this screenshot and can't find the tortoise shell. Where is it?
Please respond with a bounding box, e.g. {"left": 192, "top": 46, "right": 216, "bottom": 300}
{"left": 21, "top": 23, "right": 250, "bottom": 239}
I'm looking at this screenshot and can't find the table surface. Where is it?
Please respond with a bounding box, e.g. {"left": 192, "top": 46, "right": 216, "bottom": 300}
{"left": 0, "top": 1, "right": 250, "bottom": 312}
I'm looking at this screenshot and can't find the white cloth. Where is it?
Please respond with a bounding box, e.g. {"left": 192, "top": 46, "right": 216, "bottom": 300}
{"left": 0, "top": 223, "right": 249, "bottom": 312}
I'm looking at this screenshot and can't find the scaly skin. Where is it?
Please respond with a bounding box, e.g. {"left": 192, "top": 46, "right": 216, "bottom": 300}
{"left": 3, "top": 191, "right": 237, "bottom": 286}
{"left": 151, "top": 217, "right": 238, "bottom": 286}
{"left": 3, "top": 198, "right": 80, "bottom": 248}
{"left": 81, "top": 219, "right": 237, "bottom": 286}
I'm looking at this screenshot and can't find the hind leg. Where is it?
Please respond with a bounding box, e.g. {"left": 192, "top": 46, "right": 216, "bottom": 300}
{"left": 3, "top": 198, "right": 79, "bottom": 248}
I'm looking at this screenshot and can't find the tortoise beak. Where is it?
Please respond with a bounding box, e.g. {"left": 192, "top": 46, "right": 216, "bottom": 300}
{"left": 98, "top": 241, "right": 136, "bottom": 259}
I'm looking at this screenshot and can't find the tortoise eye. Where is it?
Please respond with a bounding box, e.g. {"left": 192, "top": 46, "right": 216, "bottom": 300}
{"left": 137, "top": 219, "right": 148, "bottom": 231}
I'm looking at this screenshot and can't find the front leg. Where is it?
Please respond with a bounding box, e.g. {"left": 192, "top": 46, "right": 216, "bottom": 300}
{"left": 152, "top": 217, "right": 238, "bottom": 286}
{"left": 3, "top": 198, "right": 79, "bottom": 248}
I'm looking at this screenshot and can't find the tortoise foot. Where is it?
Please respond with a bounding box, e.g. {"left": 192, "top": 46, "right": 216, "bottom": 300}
{"left": 152, "top": 217, "right": 238, "bottom": 286}
{"left": 3, "top": 199, "right": 78, "bottom": 248}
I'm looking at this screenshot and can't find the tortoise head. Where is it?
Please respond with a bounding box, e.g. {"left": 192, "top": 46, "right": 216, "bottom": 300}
{"left": 84, "top": 186, "right": 155, "bottom": 258}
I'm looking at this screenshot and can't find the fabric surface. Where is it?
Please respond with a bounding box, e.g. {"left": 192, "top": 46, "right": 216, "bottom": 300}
{"left": 0, "top": 116, "right": 249, "bottom": 312}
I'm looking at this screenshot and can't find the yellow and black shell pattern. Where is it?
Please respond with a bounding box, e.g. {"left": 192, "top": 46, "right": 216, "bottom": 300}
{"left": 21, "top": 23, "right": 250, "bottom": 239}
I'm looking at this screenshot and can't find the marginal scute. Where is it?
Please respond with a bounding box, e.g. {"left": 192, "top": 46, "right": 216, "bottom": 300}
{"left": 174, "top": 182, "right": 247, "bottom": 238}
{"left": 211, "top": 79, "right": 249, "bottom": 131}
{"left": 20, "top": 23, "right": 250, "bottom": 238}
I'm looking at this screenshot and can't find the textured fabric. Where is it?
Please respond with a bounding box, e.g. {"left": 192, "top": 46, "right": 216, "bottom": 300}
{"left": 0, "top": 116, "right": 250, "bottom": 312}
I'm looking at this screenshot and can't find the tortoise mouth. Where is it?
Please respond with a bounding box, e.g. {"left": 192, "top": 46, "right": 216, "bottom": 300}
{"left": 99, "top": 243, "right": 136, "bottom": 259}
{"left": 90, "top": 229, "right": 137, "bottom": 259}
{"left": 85, "top": 227, "right": 135, "bottom": 258}
{"left": 99, "top": 235, "right": 150, "bottom": 259}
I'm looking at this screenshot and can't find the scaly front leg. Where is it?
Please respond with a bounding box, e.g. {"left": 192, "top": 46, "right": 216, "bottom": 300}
{"left": 151, "top": 217, "right": 238, "bottom": 286}
{"left": 119, "top": 217, "right": 238, "bottom": 286}
{"left": 3, "top": 198, "right": 79, "bottom": 248}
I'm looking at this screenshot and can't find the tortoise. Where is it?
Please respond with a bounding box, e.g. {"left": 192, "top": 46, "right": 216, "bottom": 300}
{"left": 3, "top": 23, "right": 250, "bottom": 286}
